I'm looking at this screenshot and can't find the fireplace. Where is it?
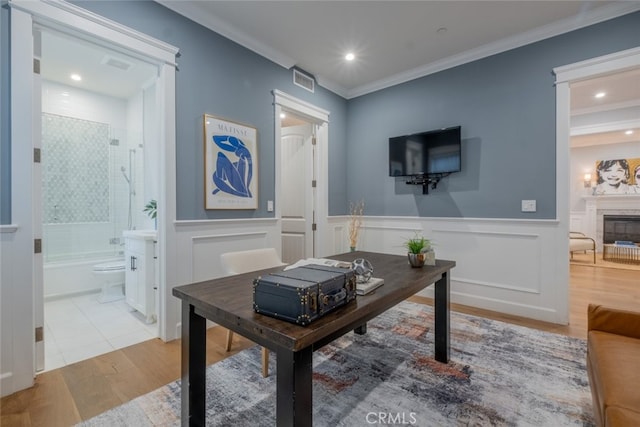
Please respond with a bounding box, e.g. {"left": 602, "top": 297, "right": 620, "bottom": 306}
{"left": 603, "top": 215, "right": 640, "bottom": 244}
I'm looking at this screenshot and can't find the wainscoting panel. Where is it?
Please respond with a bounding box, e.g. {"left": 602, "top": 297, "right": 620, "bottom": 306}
{"left": 166, "top": 216, "right": 567, "bottom": 341}
{"left": 282, "top": 232, "right": 305, "bottom": 264}
{"left": 335, "top": 216, "right": 567, "bottom": 324}
{"left": 191, "top": 231, "right": 269, "bottom": 283}
{"left": 431, "top": 228, "right": 541, "bottom": 294}
{"left": 172, "top": 219, "right": 280, "bottom": 286}
{"left": 326, "top": 218, "right": 348, "bottom": 255}
{"left": 166, "top": 219, "right": 281, "bottom": 339}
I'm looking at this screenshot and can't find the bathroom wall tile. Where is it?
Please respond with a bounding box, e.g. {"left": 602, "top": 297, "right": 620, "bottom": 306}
{"left": 42, "top": 113, "right": 110, "bottom": 225}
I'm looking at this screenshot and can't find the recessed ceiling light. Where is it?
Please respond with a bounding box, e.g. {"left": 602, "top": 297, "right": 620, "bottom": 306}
{"left": 345, "top": 53, "right": 355, "bottom": 61}
{"left": 70, "top": 73, "right": 82, "bottom": 82}
{"left": 625, "top": 130, "right": 634, "bottom": 135}
{"left": 280, "top": 113, "right": 286, "bottom": 119}
{"left": 594, "top": 92, "right": 606, "bottom": 99}
{"left": 61, "top": 92, "right": 70, "bottom": 97}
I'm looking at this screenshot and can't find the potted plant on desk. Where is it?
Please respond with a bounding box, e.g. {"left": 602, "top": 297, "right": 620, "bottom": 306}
{"left": 404, "top": 234, "right": 435, "bottom": 267}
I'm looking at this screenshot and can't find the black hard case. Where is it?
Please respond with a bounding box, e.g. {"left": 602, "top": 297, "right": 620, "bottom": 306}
{"left": 253, "top": 265, "right": 356, "bottom": 325}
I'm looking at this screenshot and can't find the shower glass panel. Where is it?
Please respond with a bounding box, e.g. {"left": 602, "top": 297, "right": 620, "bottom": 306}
{"left": 41, "top": 113, "right": 135, "bottom": 263}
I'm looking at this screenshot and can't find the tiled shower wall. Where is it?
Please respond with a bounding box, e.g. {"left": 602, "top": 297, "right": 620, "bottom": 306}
{"left": 42, "top": 80, "right": 144, "bottom": 262}
{"left": 42, "top": 113, "right": 110, "bottom": 224}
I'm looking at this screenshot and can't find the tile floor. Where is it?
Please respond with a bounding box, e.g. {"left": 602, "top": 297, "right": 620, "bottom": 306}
{"left": 43, "top": 292, "right": 158, "bottom": 372}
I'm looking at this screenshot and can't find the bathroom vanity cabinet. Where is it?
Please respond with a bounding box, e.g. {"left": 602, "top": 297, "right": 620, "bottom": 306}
{"left": 123, "top": 230, "right": 157, "bottom": 323}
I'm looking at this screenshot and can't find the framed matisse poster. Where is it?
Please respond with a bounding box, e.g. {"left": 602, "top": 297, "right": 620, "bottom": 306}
{"left": 204, "top": 114, "right": 258, "bottom": 209}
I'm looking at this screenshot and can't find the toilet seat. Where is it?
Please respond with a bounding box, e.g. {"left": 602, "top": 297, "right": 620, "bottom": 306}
{"left": 93, "top": 260, "right": 125, "bottom": 303}
{"left": 93, "top": 260, "right": 125, "bottom": 272}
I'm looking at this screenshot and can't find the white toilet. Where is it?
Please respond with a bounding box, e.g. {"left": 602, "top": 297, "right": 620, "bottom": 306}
{"left": 93, "top": 260, "right": 126, "bottom": 303}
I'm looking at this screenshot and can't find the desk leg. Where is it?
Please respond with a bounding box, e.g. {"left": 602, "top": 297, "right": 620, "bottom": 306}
{"left": 181, "top": 302, "right": 206, "bottom": 426}
{"left": 276, "top": 346, "right": 312, "bottom": 427}
{"left": 434, "top": 271, "right": 450, "bottom": 363}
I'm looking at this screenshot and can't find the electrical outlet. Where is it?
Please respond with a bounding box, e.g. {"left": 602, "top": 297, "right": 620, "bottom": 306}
{"left": 521, "top": 200, "right": 536, "bottom": 212}
{"left": 267, "top": 200, "right": 274, "bottom": 212}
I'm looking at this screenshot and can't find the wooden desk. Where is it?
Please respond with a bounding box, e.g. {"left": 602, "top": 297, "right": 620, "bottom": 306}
{"left": 172, "top": 251, "right": 455, "bottom": 427}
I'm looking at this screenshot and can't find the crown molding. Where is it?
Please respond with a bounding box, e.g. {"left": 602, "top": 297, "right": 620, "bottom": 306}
{"left": 571, "top": 99, "right": 640, "bottom": 117}
{"left": 157, "top": 0, "right": 295, "bottom": 69}
{"left": 570, "top": 118, "right": 640, "bottom": 136}
{"left": 348, "top": 2, "right": 640, "bottom": 99}
{"left": 155, "top": 1, "right": 640, "bottom": 100}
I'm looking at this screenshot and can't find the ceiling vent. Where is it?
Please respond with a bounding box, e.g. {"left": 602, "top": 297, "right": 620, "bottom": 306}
{"left": 101, "top": 55, "right": 133, "bottom": 71}
{"left": 293, "top": 68, "right": 315, "bottom": 93}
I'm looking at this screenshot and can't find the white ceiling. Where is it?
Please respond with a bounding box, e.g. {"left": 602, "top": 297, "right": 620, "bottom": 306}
{"left": 570, "top": 67, "right": 640, "bottom": 147}
{"left": 41, "top": 30, "right": 157, "bottom": 100}
{"left": 158, "top": 0, "right": 640, "bottom": 99}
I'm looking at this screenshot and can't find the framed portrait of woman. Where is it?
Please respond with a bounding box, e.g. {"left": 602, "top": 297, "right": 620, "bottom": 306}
{"left": 593, "top": 157, "right": 640, "bottom": 195}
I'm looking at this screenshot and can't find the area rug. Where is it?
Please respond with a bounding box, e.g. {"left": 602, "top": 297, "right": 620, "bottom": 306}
{"left": 80, "top": 301, "right": 594, "bottom": 426}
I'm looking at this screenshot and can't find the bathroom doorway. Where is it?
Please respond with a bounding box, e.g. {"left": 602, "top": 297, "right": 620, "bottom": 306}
{"left": 38, "top": 28, "right": 160, "bottom": 371}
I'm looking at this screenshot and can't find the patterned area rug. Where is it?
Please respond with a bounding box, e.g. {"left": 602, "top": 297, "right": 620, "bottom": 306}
{"left": 80, "top": 301, "right": 594, "bottom": 426}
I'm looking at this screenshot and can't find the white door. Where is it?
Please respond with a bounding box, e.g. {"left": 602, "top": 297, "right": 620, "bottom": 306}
{"left": 281, "top": 123, "right": 315, "bottom": 264}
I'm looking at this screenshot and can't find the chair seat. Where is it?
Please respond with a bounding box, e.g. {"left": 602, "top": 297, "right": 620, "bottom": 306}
{"left": 570, "top": 239, "right": 595, "bottom": 251}
{"left": 569, "top": 232, "right": 596, "bottom": 263}
{"left": 220, "top": 247, "right": 285, "bottom": 377}
{"left": 220, "top": 248, "right": 286, "bottom": 275}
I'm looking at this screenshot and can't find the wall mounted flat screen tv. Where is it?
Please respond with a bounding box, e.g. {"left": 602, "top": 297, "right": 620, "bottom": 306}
{"left": 388, "top": 126, "right": 461, "bottom": 177}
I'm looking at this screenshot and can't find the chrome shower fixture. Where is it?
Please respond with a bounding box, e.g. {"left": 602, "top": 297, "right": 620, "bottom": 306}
{"left": 120, "top": 166, "right": 131, "bottom": 184}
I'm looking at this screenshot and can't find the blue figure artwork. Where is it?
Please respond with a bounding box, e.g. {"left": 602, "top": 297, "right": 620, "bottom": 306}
{"left": 211, "top": 135, "right": 253, "bottom": 198}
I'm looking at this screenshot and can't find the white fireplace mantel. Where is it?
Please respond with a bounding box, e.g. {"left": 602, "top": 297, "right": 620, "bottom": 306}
{"left": 582, "top": 195, "right": 640, "bottom": 252}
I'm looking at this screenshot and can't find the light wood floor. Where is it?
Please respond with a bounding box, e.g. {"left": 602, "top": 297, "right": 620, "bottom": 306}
{"left": 1, "top": 264, "right": 638, "bottom": 426}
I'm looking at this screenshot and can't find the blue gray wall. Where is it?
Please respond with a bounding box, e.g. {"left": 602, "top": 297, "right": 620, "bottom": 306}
{"left": 347, "top": 11, "right": 640, "bottom": 219}
{"left": 0, "top": 1, "right": 348, "bottom": 222}
{"left": 1, "top": 4, "right": 639, "bottom": 223}
{"left": 73, "top": 0, "right": 349, "bottom": 220}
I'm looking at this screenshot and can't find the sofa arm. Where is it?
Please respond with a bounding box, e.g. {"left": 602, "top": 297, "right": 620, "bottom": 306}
{"left": 588, "top": 304, "right": 640, "bottom": 340}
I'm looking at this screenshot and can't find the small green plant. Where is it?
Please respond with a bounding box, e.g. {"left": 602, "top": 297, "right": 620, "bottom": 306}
{"left": 143, "top": 199, "right": 157, "bottom": 219}
{"left": 404, "top": 234, "right": 430, "bottom": 254}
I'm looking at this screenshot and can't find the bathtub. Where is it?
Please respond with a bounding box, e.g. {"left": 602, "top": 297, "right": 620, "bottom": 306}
{"left": 44, "top": 254, "right": 124, "bottom": 300}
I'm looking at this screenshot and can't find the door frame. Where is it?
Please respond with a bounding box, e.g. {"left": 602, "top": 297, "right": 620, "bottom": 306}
{"left": 554, "top": 46, "right": 640, "bottom": 323}
{"left": 273, "top": 90, "right": 330, "bottom": 257}
{"left": 7, "top": 0, "right": 178, "bottom": 395}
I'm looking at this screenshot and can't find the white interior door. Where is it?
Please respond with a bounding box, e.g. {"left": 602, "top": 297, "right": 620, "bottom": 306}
{"left": 281, "top": 123, "right": 314, "bottom": 263}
